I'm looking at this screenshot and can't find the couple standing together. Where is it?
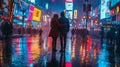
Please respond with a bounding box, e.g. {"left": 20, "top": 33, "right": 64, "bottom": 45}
{"left": 49, "top": 11, "right": 70, "bottom": 61}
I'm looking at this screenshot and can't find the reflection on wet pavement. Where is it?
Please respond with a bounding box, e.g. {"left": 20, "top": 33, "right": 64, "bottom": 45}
{"left": 11, "top": 36, "right": 41, "bottom": 67}
{"left": 0, "top": 32, "right": 119, "bottom": 67}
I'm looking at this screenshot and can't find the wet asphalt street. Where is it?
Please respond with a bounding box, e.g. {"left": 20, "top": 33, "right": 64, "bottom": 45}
{"left": 0, "top": 28, "right": 120, "bottom": 67}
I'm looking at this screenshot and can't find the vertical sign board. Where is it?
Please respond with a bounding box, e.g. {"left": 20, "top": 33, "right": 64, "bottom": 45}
{"left": 65, "top": 2, "right": 73, "bottom": 10}
{"left": 28, "top": 5, "right": 34, "bottom": 21}
{"left": 100, "top": 0, "right": 110, "bottom": 19}
{"left": 74, "top": 10, "right": 77, "bottom": 19}
{"left": 32, "top": 8, "right": 42, "bottom": 22}
{"left": 65, "top": 2, "right": 73, "bottom": 19}
{"left": 66, "top": 10, "right": 73, "bottom": 19}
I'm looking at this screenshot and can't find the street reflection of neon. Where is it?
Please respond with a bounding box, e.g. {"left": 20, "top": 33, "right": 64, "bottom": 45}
{"left": 66, "top": 39, "right": 72, "bottom": 62}
{"left": 66, "top": 62, "right": 72, "bottom": 67}
{"left": 29, "top": 63, "right": 34, "bottom": 67}
{"left": 27, "top": 37, "right": 33, "bottom": 64}
{"left": 93, "top": 49, "right": 97, "bottom": 60}
{"left": 0, "top": 41, "right": 3, "bottom": 65}
{"left": 66, "top": 52, "right": 71, "bottom": 62}
{"left": 31, "top": 37, "right": 40, "bottom": 61}
{"left": 13, "top": 38, "right": 20, "bottom": 55}
{"left": 98, "top": 43, "right": 109, "bottom": 67}
{"left": 80, "top": 43, "right": 85, "bottom": 63}
{"left": 85, "top": 53, "right": 90, "bottom": 63}
{"left": 81, "top": 54, "right": 85, "bottom": 63}
{"left": 87, "top": 37, "right": 92, "bottom": 53}
{"left": 72, "top": 38, "right": 76, "bottom": 58}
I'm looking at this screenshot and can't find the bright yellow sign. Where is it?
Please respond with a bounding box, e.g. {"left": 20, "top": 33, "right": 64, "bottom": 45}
{"left": 74, "top": 10, "right": 77, "bottom": 19}
{"left": 117, "top": 6, "right": 120, "bottom": 13}
{"left": 33, "top": 8, "right": 42, "bottom": 22}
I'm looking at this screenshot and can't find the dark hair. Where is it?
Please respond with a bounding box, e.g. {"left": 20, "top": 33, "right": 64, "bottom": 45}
{"left": 53, "top": 14, "right": 59, "bottom": 18}
{"left": 60, "top": 11, "right": 65, "bottom": 17}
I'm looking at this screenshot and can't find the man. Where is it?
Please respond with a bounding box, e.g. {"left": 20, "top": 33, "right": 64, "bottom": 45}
{"left": 59, "top": 11, "right": 70, "bottom": 52}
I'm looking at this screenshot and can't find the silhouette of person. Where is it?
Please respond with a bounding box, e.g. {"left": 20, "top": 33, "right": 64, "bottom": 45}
{"left": 39, "top": 27, "right": 43, "bottom": 45}
{"left": 2, "top": 37, "right": 12, "bottom": 66}
{"left": 1, "top": 20, "right": 13, "bottom": 38}
{"left": 116, "top": 26, "right": 120, "bottom": 56}
{"left": 49, "top": 14, "right": 65, "bottom": 61}
{"left": 39, "top": 28, "right": 43, "bottom": 37}
{"left": 60, "top": 51, "right": 66, "bottom": 67}
{"left": 100, "top": 27, "right": 104, "bottom": 43}
{"left": 109, "top": 28, "right": 115, "bottom": 44}
{"left": 59, "top": 11, "right": 70, "bottom": 52}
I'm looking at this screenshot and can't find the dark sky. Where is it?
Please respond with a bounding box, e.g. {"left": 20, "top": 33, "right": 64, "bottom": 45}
{"left": 49, "top": 0, "right": 100, "bottom": 20}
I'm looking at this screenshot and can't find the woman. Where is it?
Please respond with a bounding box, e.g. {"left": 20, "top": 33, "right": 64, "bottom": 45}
{"left": 49, "top": 14, "right": 65, "bottom": 61}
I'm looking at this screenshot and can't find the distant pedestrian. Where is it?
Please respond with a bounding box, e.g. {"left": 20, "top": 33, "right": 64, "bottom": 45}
{"left": 39, "top": 27, "right": 43, "bottom": 45}
{"left": 39, "top": 28, "right": 43, "bottom": 36}
{"left": 59, "top": 11, "right": 70, "bottom": 52}
{"left": 1, "top": 20, "right": 13, "bottom": 38}
{"left": 71, "top": 28, "right": 75, "bottom": 41}
{"left": 116, "top": 26, "right": 120, "bottom": 55}
{"left": 109, "top": 28, "right": 114, "bottom": 44}
{"left": 82, "top": 29, "right": 88, "bottom": 41}
{"left": 100, "top": 27, "right": 104, "bottom": 39}
{"left": 3, "top": 36, "right": 12, "bottom": 66}
{"left": 49, "top": 14, "right": 65, "bottom": 61}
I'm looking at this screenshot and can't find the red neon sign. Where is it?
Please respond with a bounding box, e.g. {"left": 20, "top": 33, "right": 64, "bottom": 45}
{"left": 110, "top": 9, "right": 114, "bottom": 15}
{"left": 66, "top": 0, "right": 73, "bottom": 2}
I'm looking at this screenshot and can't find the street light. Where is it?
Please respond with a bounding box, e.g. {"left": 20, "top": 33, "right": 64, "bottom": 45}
{"left": 83, "top": 0, "right": 91, "bottom": 29}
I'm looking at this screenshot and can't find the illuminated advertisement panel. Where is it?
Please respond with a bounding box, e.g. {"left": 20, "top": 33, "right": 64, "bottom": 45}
{"left": 66, "top": 0, "right": 73, "bottom": 2}
{"left": 111, "top": 0, "right": 120, "bottom": 7}
{"left": 13, "top": 2, "right": 29, "bottom": 19}
{"left": 116, "top": 5, "right": 120, "bottom": 13}
{"left": 66, "top": 10, "right": 73, "bottom": 19}
{"left": 74, "top": 10, "right": 77, "bottom": 19}
{"left": 65, "top": 2, "right": 73, "bottom": 10}
{"left": 28, "top": 5, "right": 34, "bottom": 21}
{"left": 100, "top": 0, "right": 110, "bottom": 19}
{"left": 32, "top": 8, "right": 42, "bottom": 22}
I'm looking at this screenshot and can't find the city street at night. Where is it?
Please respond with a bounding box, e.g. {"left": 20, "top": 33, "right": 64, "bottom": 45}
{"left": 0, "top": 0, "right": 120, "bottom": 67}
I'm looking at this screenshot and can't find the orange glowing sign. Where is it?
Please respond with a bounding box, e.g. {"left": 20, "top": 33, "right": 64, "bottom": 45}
{"left": 117, "top": 5, "right": 120, "bottom": 13}
{"left": 32, "top": 8, "right": 42, "bottom": 22}
{"left": 74, "top": 10, "right": 77, "bottom": 19}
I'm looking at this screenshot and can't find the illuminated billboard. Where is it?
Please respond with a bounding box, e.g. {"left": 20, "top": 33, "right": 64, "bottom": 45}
{"left": 13, "top": 2, "right": 29, "bottom": 19}
{"left": 28, "top": 5, "right": 34, "bottom": 21}
{"left": 100, "top": 0, "right": 110, "bottom": 19}
{"left": 65, "top": 2, "right": 73, "bottom": 10}
{"left": 32, "top": 8, "right": 42, "bottom": 22}
{"left": 74, "top": 10, "right": 77, "bottom": 19}
{"left": 111, "top": 0, "right": 120, "bottom": 7}
{"left": 66, "top": 10, "right": 73, "bottom": 19}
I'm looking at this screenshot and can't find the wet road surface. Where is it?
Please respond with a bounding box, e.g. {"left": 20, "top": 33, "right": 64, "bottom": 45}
{"left": 0, "top": 29, "right": 120, "bottom": 67}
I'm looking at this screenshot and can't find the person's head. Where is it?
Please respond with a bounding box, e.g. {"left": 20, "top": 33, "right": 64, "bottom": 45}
{"left": 60, "top": 11, "right": 65, "bottom": 17}
{"left": 53, "top": 14, "right": 59, "bottom": 19}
